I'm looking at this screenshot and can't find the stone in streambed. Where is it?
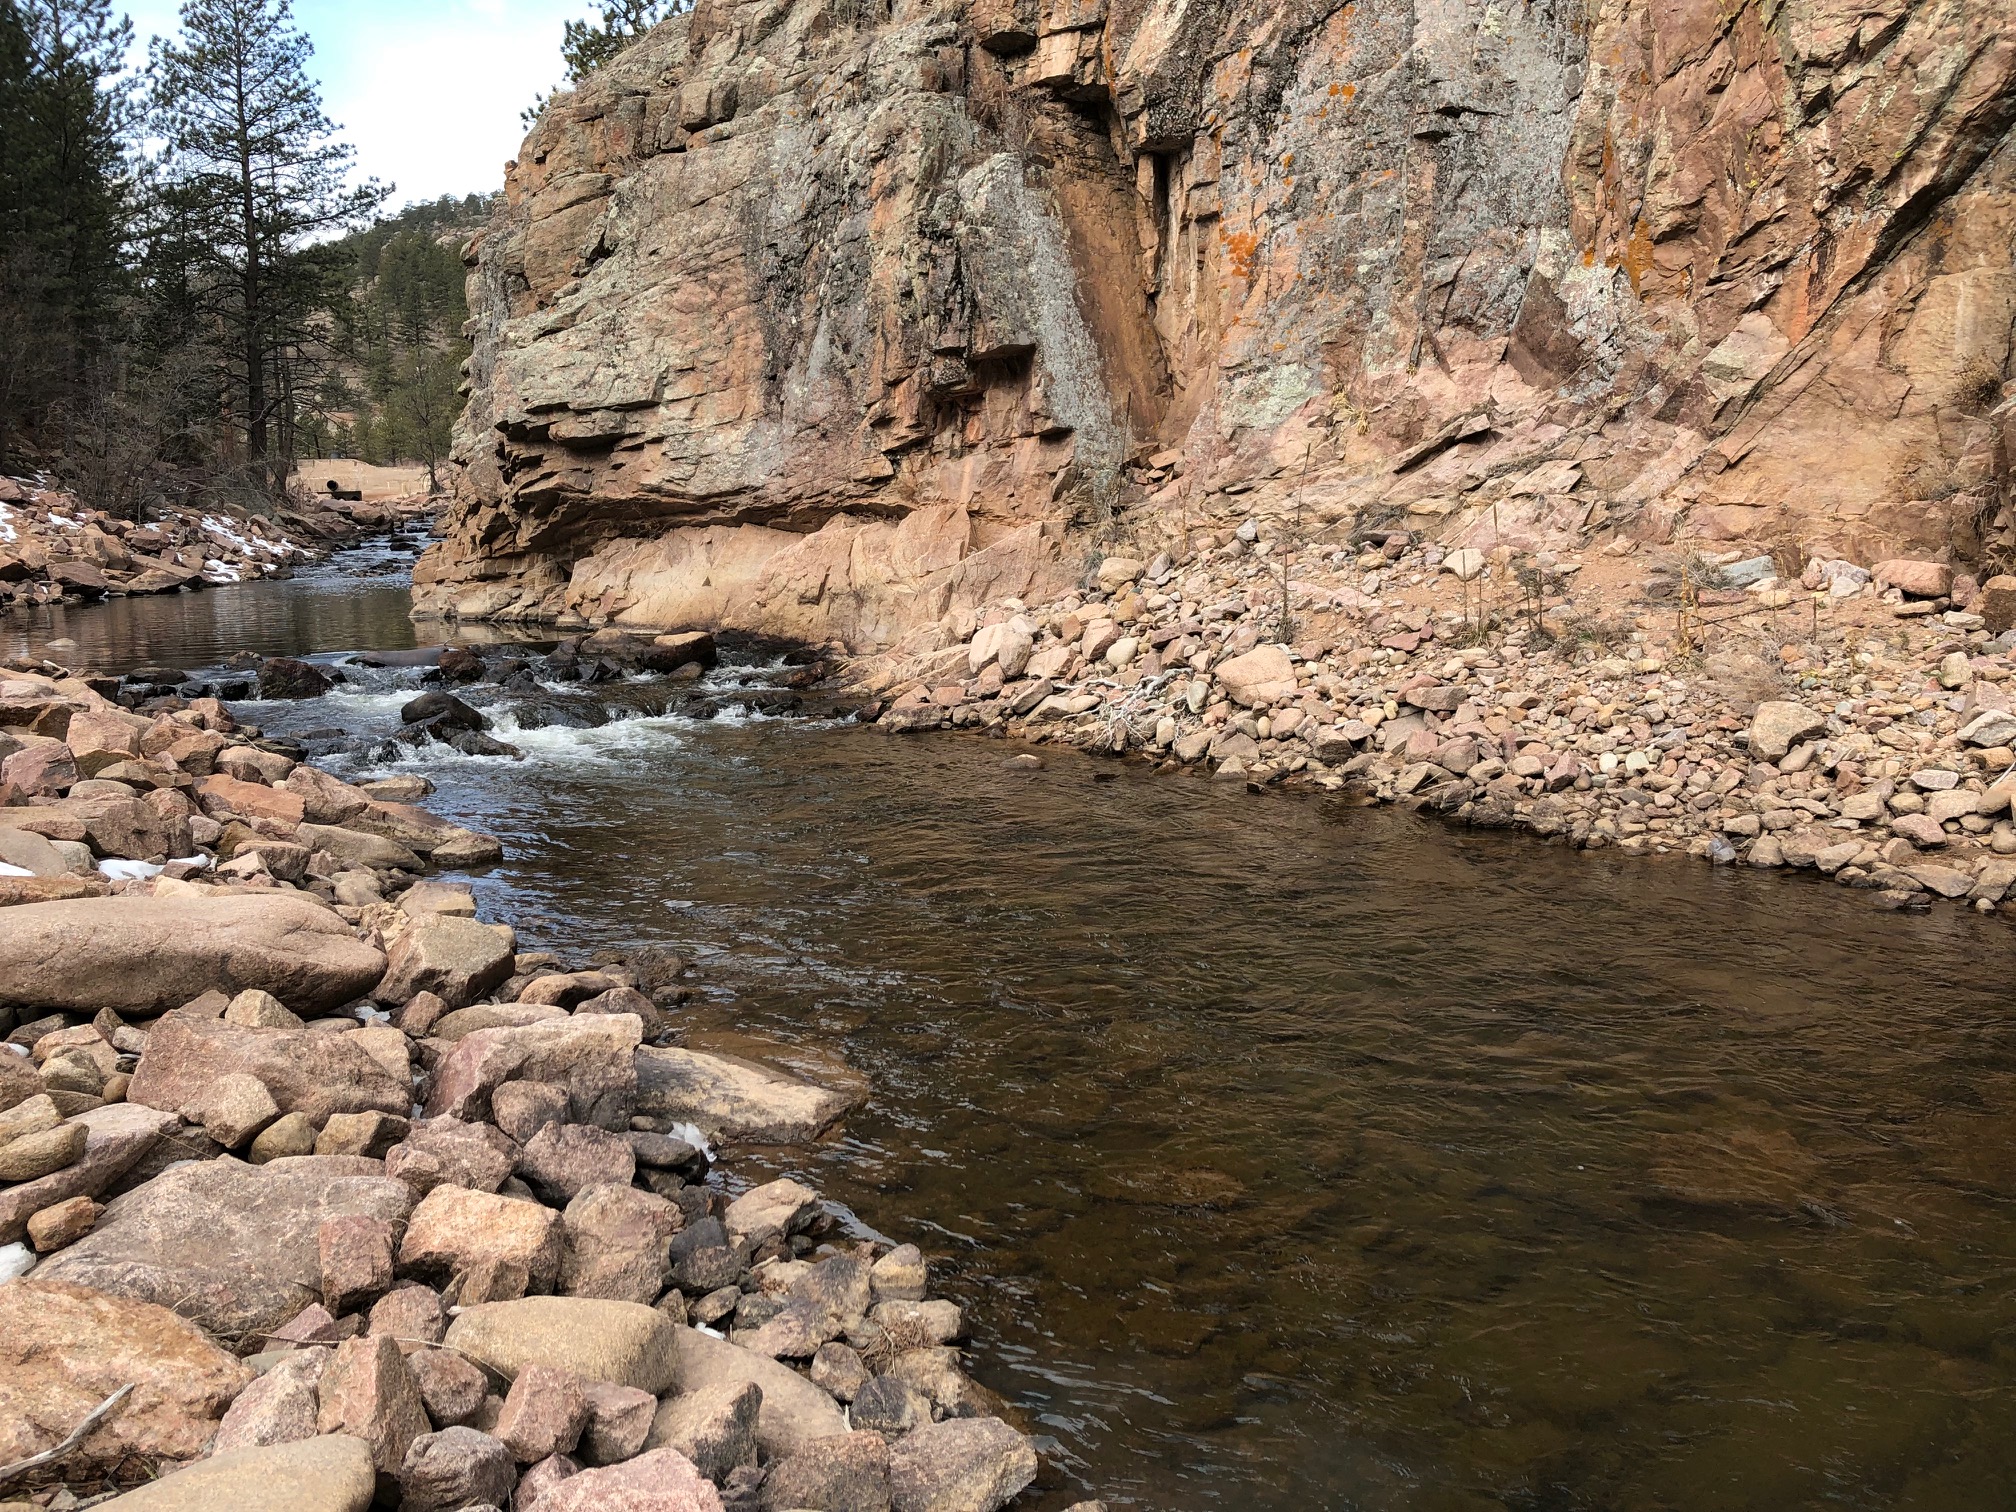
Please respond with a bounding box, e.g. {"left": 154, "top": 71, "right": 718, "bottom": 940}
{"left": 317, "top": 1332, "right": 431, "bottom": 1477}
{"left": 523, "top": 1447, "right": 725, "bottom": 1512}
{"left": 0, "top": 1102, "right": 178, "bottom": 1245}
{"left": 214, "top": 1348, "right": 328, "bottom": 1452}
{"left": 37, "top": 1155, "right": 414, "bottom": 1339}
{"left": 0, "top": 1120, "right": 85, "bottom": 1181}
{"left": 130, "top": 1014, "right": 409, "bottom": 1125}
{"left": 383, "top": 1115, "right": 519, "bottom": 1196}
{"left": 1747, "top": 701, "right": 1826, "bottom": 763}
{"left": 444, "top": 1296, "right": 681, "bottom": 1394}
{"left": 560, "top": 1183, "right": 680, "bottom": 1304}
{"left": 99, "top": 1435, "right": 378, "bottom": 1512}
{"left": 399, "top": 1426, "right": 518, "bottom": 1512}
{"left": 374, "top": 914, "right": 516, "bottom": 1009}
{"left": 0, "top": 1277, "right": 254, "bottom": 1473}
{"left": 887, "top": 1418, "right": 1039, "bottom": 1512}
{"left": 0, "top": 894, "right": 385, "bottom": 1017}
{"left": 425, "top": 1014, "right": 642, "bottom": 1130}
{"left": 407, "top": 1346, "right": 488, "bottom": 1426}
{"left": 519, "top": 1120, "right": 636, "bottom": 1204}
{"left": 761, "top": 1431, "right": 891, "bottom": 1512}
{"left": 646, "top": 1380, "right": 760, "bottom": 1484}
{"left": 659, "top": 1328, "right": 848, "bottom": 1459}
{"left": 633, "top": 1045, "right": 861, "bottom": 1144}
{"left": 495, "top": 1363, "right": 590, "bottom": 1462}
{"left": 398, "top": 1183, "right": 565, "bottom": 1293}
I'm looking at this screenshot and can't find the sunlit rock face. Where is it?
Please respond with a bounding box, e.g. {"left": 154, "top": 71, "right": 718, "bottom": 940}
{"left": 419, "top": 0, "right": 2016, "bottom": 649}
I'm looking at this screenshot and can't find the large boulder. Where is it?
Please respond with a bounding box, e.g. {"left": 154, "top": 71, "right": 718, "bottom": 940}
{"left": 443, "top": 1296, "right": 681, "bottom": 1395}
{"left": 663, "top": 1328, "right": 848, "bottom": 1459}
{"left": 99, "top": 1434, "right": 377, "bottom": 1512}
{"left": 634, "top": 1045, "right": 863, "bottom": 1144}
{"left": 129, "top": 1014, "right": 410, "bottom": 1125}
{"left": 0, "top": 1278, "right": 254, "bottom": 1474}
{"left": 0, "top": 1102, "right": 178, "bottom": 1244}
{"left": 38, "top": 1155, "right": 415, "bottom": 1340}
{"left": 12, "top": 794, "right": 190, "bottom": 859}
{"left": 0, "top": 894, "right": 385, "bottom": 1016}
{"left": 372, "top": 915, "right": 515, "bottom": 1008}
{"left": 425, "top": 1014, "right": 641, "bottom": 1129}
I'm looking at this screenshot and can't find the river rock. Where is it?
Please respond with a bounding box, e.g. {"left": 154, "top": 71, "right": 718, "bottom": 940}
{"left": 634, "top": 1045, "right": 861, "bottom": 1143}
{"left": 384, "top": 1115, "right": 520, "bottom": 1195}
{"left": 398, "top": 1183, "right": 565, "bottom": 1292}
{"left": 526, "top": 1447, "right": 726, "bottom": 1512}
{"left": 444, "top": 1296, "right": 681, "bottom": 1394}
{"left": 298, "top": 821, "right": 425, "bottom": 871}
{"left": 1873, "top": 559, "right": 1953, "bottom": 598}
{"left": 130, "top": 1014, "right": 409, "bottom": 1124}
{"left": 761, "top": 1431, "right": 892, "bottom": 1512}
{"left": 0, "top": 824, "right": 70, "bottom": 876}
{"left": 495, "top": 1363, "right": 591, "bottom": 1462}
{"left": 646, "top": 1381, "right": 760, "bottom": 1484}
{"left": 561, "top": 1183, "right": 680, "bottom": 1303}
{"left": 399, "top": 1426, "right": 518, "bottom": 1511}
{"left": 810, "top": 1343, "right": 872, "bottom": 1403}
{"left": 322, "top": 1213, "right": 398, "bottom": 1313}
{"left": 426, "top": 1014, "right": 642, "bottom": 1129}
{"left": 214, "top": 1348, "right": 328, "bottom": 1451}
{"left": 663, "top": 1328, "right": 848, "bottom": 1458}
{"left": 0, "top": 894, "right": 385, "bottom": 1016}
{"left": 724, "top": 1178, "right": 819, "bottom": 1249}
{"left": 37, "top": 1155, "right": 415, "bottom": 1339}
{"left": 1747, "top": 701, "right": 1827, "bottom": 763}
{"left": 196, "top": 772, "right": 308, "bottom": 827}
{"left": 374, "top": 914, "right": 516, "bottom": 1008}
{"left": 407, "top": 1346, "right": 488, "bottom": 1426}
{"left": 100, "top": 1434, "right": 378, "bottom": 1512}
{"left": 520, "top": 1120, "right": 637, "bottom": 1204}
{"left": 0, "top": 1102, "right": 179, "bottom": 1244}
{"left": 887, "top": 1418, "right": 1039, "bottom": 1512}
{"left": 0, "top": 1119, "right": 85, "bottom": 1180}
{"left": 852, "top": 1374, "right": 931, "bottom": 1436}
{"left": 0, "top": 1277, "right": 254, "bottom": 1473}
{"left": 1214, "top": 644, "right": 1297, "bottom": 707}
{"left": 259, "top": 657, "right": 335, "bottom": 699}
{"left": 582, "top": 1379, "right": 659, "bottom": 1465}
{"left": 317, "top": 1332, "right": 432, "bottom": 1476}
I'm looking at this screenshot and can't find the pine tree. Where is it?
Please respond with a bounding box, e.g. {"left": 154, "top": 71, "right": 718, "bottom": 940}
{"left": 148, "top": 0, "right": 385, "bottom": 495}
{"left": 0, "top": 0, "right": 137, "bottom": 472}
{"left": 562, "top": 0, "right": 677, "bottom": 80}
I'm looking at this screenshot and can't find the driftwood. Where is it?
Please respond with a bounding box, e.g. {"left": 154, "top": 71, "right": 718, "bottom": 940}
{"left": 0, "top": 1384, "right": 134, "bottom": 1488}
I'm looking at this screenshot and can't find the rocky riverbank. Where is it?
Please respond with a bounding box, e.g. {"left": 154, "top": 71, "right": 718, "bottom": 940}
{"left": 0, "top": 649, "right": 1075, "bottom": 1512}
{"left": 857, "top": 522, "right": 2016, "bottom": 919}
{"left": 0, "top": 475, "right": 429, "bottom": 609}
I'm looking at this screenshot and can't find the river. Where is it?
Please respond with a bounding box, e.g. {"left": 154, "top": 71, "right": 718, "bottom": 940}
{"left": 10, "top": 542, "right": 2016, "bottom": 1511}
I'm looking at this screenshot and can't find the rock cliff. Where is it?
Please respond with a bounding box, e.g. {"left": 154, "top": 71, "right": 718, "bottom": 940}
{"left": 416, "top": 0, "right": 2016, "bottom": 651}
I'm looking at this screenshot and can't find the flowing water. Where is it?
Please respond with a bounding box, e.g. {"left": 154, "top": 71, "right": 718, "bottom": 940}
{"left": 11, "top": 546, "right": 2016, "bottom": 1512}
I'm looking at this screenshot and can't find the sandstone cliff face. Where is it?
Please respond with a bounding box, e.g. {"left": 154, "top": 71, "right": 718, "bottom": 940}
{"left": 417, "top": 0, "right": 2016, "bottom": 649}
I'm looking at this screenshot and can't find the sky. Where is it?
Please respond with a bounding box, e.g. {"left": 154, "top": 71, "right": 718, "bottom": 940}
{"left": 122, "top": 0, "right": 590, "bottom": 208}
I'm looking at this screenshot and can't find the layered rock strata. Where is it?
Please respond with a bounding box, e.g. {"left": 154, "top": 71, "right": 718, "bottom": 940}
{"left": 421, "top": 0, "right": 2016, "bottom": 653}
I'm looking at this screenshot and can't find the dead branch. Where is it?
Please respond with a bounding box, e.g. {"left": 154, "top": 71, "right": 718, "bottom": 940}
{"left": 0, "top": 1384, "right": 134, "bottom": 1488}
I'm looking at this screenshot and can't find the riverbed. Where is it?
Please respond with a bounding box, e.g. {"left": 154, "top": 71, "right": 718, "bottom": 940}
{"left": 10, "top": 545, "right": 2016, "bottom": 1511}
